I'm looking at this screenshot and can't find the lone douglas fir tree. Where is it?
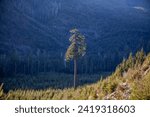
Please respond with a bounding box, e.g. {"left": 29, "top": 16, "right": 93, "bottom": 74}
{"left": 65, "top": 29, "right": 86, "bottom": 89}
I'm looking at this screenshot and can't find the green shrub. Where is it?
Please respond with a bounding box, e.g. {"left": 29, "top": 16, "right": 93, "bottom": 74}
{"left": 101, "top": 78, "right": 119, "bottom": 95}
{"left": 131, "top": 72, "right": 150, "bottom": 100}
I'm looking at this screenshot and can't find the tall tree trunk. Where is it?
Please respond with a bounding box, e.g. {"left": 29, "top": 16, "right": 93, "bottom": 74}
{"left": 74, "top": 58, "right": 77, "bottom": 89}
{"left": 14, "top": 62, "right": 17, "bottom": 75}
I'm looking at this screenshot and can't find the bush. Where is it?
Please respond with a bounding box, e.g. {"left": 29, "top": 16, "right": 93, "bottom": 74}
{"left": 131, "top": 72, "right": 150, "bottom": 100}
{"left": 101, "top": 77, "right": 119, "bottom": 94}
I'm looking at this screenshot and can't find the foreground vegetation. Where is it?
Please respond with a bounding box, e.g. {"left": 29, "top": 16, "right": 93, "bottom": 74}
{"left": 0, "top": 50, "right": 150, "bottom": 100}
{"left": 0, "top": 73, "right": 104, "bottom": 91}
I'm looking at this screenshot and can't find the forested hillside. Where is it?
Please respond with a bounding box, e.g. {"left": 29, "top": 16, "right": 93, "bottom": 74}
{"left": 1, "top": 50, "right": 150, "bottom": 100}
{"left": 0, "top": 0, "right": 150, "bottom": 76}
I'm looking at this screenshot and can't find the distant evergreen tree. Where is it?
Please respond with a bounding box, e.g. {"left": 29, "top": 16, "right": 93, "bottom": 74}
{"left": 65, "top": 29, "right": 86, "bottom": 89}
{"left": 126, "top": 53, "right": 134, "bottom": 69}
{"left": 11, "top": 51, "right": 19, "bottom": 75}
{"left": 135, "top": 48, "right": 145, "bottom": 66}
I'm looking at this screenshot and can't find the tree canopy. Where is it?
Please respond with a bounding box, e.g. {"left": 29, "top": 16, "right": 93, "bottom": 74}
{"left": 65, "top": 29, "right": 86, "bottom": 61}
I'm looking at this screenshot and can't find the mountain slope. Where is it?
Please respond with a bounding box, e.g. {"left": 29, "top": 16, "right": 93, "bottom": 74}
{"left": 0, "top": 50, "right": 150, "bottom": 100}
{"left": 0, "top": 0, "right": 150, "bottom": 74}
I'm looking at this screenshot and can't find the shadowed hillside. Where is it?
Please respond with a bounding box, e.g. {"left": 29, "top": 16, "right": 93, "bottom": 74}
{"left": 0, "top": 0, "right": 150, "bottom": 76}
{"left": 1, "top": 50, "right": 150, "bottom": 100}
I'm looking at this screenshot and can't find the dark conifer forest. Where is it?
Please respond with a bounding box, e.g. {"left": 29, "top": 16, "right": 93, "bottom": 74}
{"left": 0, "top": 0, "right": 150, "bottom": 99}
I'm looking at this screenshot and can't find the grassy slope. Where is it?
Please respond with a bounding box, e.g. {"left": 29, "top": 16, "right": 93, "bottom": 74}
{"left": 0, "top": 50, "right": 150, "bottom": 100}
